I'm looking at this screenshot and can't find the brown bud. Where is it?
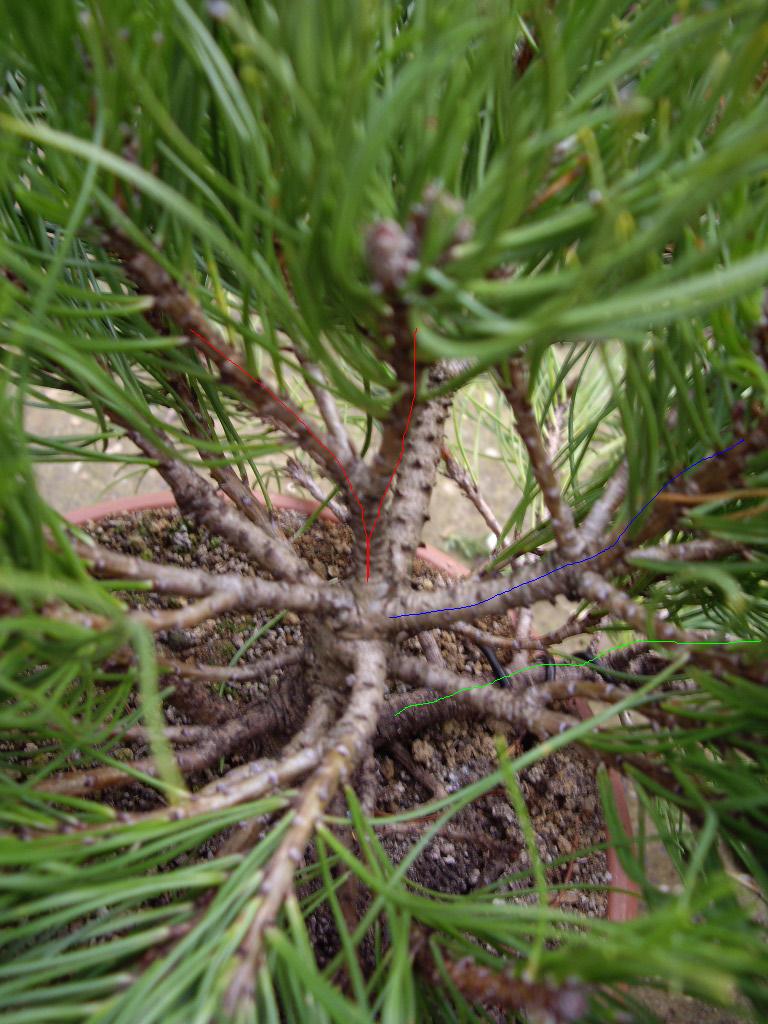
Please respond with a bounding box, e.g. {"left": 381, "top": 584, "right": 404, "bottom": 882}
{"left": 365, "top": 219, "right": 418, "bottom": 293}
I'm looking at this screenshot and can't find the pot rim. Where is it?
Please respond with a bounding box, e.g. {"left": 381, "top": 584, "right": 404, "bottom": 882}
{"left": 65, "top": 487, "right": 639, "bottom": 923}
{"left": 65, "top": 489, "right": 470, "bottom": 577}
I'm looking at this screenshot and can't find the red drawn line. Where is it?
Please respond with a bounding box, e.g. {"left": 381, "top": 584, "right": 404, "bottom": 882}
{"left": 188, "top": 327, "right": 419, "bottom": 580}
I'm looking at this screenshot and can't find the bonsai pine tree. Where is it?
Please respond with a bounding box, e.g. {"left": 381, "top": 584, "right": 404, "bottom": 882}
{"left": 1, "top": 2, "right": 768, "bottom": 1021}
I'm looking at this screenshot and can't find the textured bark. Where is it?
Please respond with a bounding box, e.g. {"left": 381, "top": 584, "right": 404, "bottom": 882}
{"left": 286, "top": 457, "right": 350, "bottom": 522}
{"left": 370, "top": 363, "right": 454, "bottom": 580}
{"left": 23, "top": 211, "right": 762, "bottom": 1024}
{"left": 68, "top": 533, "right": 339, "bottom": 615}
{"left": 106, "top": 229, "right": 356, "bottom": 489}
{"left": 293, "top": 351, "right": 356, "bottom": 466}
{"left": 390, "top": 654, "right": 580, "bottom": 739}
{"left": 132, "top": 591, "right": 240, "bottom": 632}
{"left": 349, "top": 303, "right": 418, "bottom": 579}
{"left": 418, "top": 628, "right": 445, "bottom": 665}
{"left": 577, "top": 570, "right": 759, "bottom": 681}
{"left": 380, "top": 551, "right": 579, "bottom": 631}
{"left": 579, "top": 460, "right": 628, "bottom": 552}
{"left": 626, "top": 538, "right": 740, "bottom": 563}
{"left": 438, "top": 956, "right": 587, "bottom": 1022}
{"left": 122, "top": 420, "right": 312, "bottom": 583}
{"left": 158, "top": 647, "right": 306, "bottom": 685}
{"left": 500, "top": 358, "right": 581, "bottom": 559}
{"left": 171, "top": 373, "right": 281, "bottom": 537}
{"left": 38, "top": 677, "right": 308, "bottom": 797}
{"left": 224, "top": 639, "right": 389, "bottom": 1010}
{"left": 415, "top": 935, "right": 588, "bottom": 1023}
{"left": 596, "top": 416, "right": 768, "bottom": 570}
{"left": 441, "top": 445, "right": 502, "bottom": 537}
{"left": 578, "top": 570, "right": 705, "bottom": 644}
{"left": 512, "top": 605, "right": 534, "bottom": 659}
{"left": 217, "top": 693, "right": 337, "bottom": 858}
{"left": 449, "top": 620, "right": 544, "bottom": 652}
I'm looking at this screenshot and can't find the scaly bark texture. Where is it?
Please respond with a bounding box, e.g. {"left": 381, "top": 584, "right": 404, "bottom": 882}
{"left": 500, "top": 358, "right": 582, "bottom": 559}
{"left": 24, "top": 201, "right": 764, "bottom": 1018}
{"left": 373, "top": 363, "right": 454, "bottom": 580}
{"left": 105, "top": 230, "right": 357, "bottom": 490}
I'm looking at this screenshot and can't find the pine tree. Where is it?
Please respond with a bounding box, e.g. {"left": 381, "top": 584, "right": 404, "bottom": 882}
{"left": 1, "top": 2, "right": 767, "bottom": 1021}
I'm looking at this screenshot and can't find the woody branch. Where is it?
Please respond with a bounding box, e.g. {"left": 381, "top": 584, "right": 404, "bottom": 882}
{"left": 499, "top": 357, "right": 582, "bottom": 560}
{"left": 106, "top": 229, "right": 358, "bottom": 491}
{"left": 65, "top": 532, "right": 346, "bottom": 615}
{"left": 384, "top": 413, "right": 768, "bottom": 632}
{"left": 355, "top": 196, "right": 473, "bottom": 581}
{"left": 224, "top": 639, "right": 389, "bottom": 1013}
{"left": 167, "top": 372, "right": 283, "bottom": 537}
{"left": 109, "top": 409, "right": 313, "bottom": 584}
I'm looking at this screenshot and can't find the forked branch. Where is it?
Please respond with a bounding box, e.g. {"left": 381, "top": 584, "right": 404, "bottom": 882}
{"left": 500, "top": 358, "right": 581, "bottom": 560}
{"left": 224, "top": 639, "right": 388, "bottom": 1012}
{"left": 106, "top": 229, "right": 357, "bottom": 490}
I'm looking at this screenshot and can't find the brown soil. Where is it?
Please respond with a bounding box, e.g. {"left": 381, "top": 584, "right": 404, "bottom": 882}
{"left": 81, "top": 507, "right": 610, "bottom": 941}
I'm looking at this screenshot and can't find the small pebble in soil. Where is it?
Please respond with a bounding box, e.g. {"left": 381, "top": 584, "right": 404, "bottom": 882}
{"left": 82, "top": 505, "right": 612, "bottom": 967}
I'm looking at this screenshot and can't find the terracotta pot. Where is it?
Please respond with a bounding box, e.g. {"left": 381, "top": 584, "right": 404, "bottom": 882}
{"left": 66, "top": 489, "right": 640, "bottom": 923}
{"left": 65, "top": 489, "right": 469, "bottom": 572}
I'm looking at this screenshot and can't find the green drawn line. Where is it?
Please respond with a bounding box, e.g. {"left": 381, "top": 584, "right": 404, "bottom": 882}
{"left": 393, "top": 639, "right": 762, "bottom": 716}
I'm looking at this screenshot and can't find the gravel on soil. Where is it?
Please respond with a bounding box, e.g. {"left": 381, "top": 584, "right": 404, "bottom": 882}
{"left": 77, "top": 507, "right": 611, "bottom": 947}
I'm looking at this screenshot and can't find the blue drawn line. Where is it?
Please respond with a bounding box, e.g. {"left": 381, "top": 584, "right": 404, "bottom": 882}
{"left": 389, "top": 439, "right": 745, "bottom": 620}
